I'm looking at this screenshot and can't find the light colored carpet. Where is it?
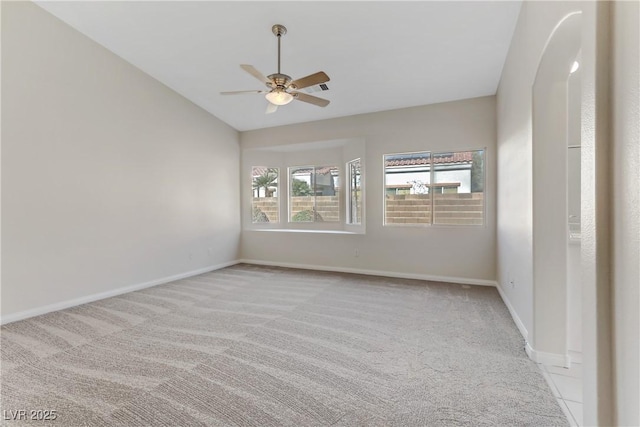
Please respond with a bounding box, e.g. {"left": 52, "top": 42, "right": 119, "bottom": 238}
{"left": 1, "top": 264, "right": 568, "bottom": 426}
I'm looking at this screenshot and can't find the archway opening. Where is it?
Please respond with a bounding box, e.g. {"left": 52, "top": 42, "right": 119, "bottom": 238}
{"left": 531, "top": 11, "right": 582, "bottom": 365}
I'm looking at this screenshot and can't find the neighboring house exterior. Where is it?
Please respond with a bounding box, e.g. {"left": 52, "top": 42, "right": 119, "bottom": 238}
{"left": 385, "top": 151, "right": 476, "bottom": 195}
{"left": 253, "top": 152, "right": 480, "bottom": 199}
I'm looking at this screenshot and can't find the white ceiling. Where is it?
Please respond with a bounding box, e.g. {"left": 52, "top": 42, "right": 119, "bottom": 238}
{"left": 36, "top": 1, "right": 521, "bottom": 132}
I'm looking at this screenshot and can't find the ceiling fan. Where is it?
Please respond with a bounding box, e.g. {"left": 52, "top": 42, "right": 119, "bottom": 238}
{"left": 221, "top": 24, "right": 330, "bottom": 114}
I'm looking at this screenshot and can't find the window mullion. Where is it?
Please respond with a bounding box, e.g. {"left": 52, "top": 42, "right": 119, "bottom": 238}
{"left": 312, "top": 166, "right": 317, "bottom": 223}
{"left": 430, "top": 152, "right": 434, "bottom": 225}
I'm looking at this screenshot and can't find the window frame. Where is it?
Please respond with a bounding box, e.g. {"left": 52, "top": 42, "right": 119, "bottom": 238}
{"left": 346, "top": 158, "right": 363, "bottom": 225}
{"left": 383, "top": 148, "right": 486, "bottom": 228}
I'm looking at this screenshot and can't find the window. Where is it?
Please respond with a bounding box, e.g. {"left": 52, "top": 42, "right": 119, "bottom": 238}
{"left": 384, "top": 152, "right": 432, "bottom": 225}
{"left": 384, "top": 149, "right": 484, "bottom": 226}
{"left": 432, "top": 150, "right": 484, "bottom": 225}
{"left": 347, "top": 159, "right": 362, "bottom": 224}
{"left": 245, "top": 138, "right": 365, "bottom": 232}
{"left": 289, "top": 165, "right": 340, "bottom": 222}
{"left": 251, "top": 167, "right": 279, "bottom": 223}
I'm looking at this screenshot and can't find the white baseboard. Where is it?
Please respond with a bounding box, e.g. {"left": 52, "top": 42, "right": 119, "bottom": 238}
{"left": 568, "top": 350, "right": 582, "bottom": 364}
{"left": 526, "top": 342, "right": 571, "bottom": 368}
{"left": 495, "top": 284, "right": 570, "bottom": 368}
{"left": 238, "top": 259, "right": 498, "bottom": 287}
{"left": 495, "top": 283, "right": 529, "bottom": 341}
{"left": 0, "top": 260, "right": 240, "bottom": 325}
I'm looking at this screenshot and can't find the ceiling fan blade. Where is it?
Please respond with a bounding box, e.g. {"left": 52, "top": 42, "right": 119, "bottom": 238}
{"left": 240, "top": 64, "right": 271, "bottom": 85}
{"left": 266, "top": 103, "right": 278, "bottom": 114}
{"left": 220, "top": 90, "right": 265, "bottom": 95}
{"left": 292, "top": 91, "right": 330, "bottom": 107}
{"left": 290, "top": 71, "right": 330, "bottom": 90}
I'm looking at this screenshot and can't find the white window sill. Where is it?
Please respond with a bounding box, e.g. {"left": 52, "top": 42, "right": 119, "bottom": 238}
{"left": 246, "top": 228, "right": 360, "bottom": 235}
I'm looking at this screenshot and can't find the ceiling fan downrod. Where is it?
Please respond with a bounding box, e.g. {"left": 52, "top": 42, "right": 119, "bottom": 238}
{"left": 272, "top": 24, "right": 287, "bottom": 75}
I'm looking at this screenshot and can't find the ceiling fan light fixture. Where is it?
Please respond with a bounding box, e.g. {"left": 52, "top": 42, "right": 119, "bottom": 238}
{"left": 265, "top": 90, "right": 294, "bottom": 106}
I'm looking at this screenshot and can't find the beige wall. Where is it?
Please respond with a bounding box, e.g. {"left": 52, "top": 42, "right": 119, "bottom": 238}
{"left": 240, "top": 96, "right": 496, "bottom": 283}
{"left": 1, "top": 2, "right": 240, "bottom": 321}
{"left": 496, "top": 0, "right": 581, "bottom": 343}
{"left": 498, "top": 1, "right": 639, "bottom": 424}
{"left": 611, "top": 1, "right": 639, "bottom": 425}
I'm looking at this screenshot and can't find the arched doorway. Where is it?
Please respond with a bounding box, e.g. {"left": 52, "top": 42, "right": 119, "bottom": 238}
{"left": 531, "top": 12, "right": 582, "bottom": 365}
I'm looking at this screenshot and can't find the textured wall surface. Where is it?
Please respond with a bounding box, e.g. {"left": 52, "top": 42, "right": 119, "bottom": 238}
{"left": 1, "top": 2, "right": 240, "bottom": 320}
{"left": 611, "top": 1, "right": 640, "bottom": 425}
{"left": 496, "top": 0, "right": 582, "bottom": 340}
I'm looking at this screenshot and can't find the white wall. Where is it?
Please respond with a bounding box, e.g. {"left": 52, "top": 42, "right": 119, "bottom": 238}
{"left": 566, "top": 70, "right": 582, "bottom": 355}
{"left": 577, "top": 1, "right": 614, "bottom": 423}
{"left": 498, "top": 1, "right": 638, "bottom": 424}
{"left": 496, "top": 0, "right": 581, "bottom": 344}
{"left": 1, "top": 2, "right": 240, "bottom": 321}
{"left": 610, "top": 1, "right": 640, "bottom": 425}
{"left": 240, "top": 96, "right": 496, "bottom": 283}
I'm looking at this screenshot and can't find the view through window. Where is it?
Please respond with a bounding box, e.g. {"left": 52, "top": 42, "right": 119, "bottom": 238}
{"left": 384, "top": 150, "right": 484, "bottom": 225}
{"left": 384, "top": 152, "right": 432, "bottom": 225}
{"left": 289, "top": 165, "right": 340, "bottom": 222}
{"left": 251, "top": 167, "right": 279, "bottom": 223}
{"left": 347, "top": 159, "right": 362, "bottom": 225}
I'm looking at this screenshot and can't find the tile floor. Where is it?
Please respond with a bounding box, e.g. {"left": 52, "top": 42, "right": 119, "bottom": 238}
{"left": 540, "top": 361, "right": 584, "bottom": 426}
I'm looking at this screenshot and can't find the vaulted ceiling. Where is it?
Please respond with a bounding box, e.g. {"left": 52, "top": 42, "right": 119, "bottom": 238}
{"left": 36, "top": 1, "right": 522, "bottom": 131}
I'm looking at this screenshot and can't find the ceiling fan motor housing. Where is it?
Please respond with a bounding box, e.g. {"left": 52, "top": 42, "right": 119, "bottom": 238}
{"left": 267, "top": 73, "right": 292, "bottom": 90}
